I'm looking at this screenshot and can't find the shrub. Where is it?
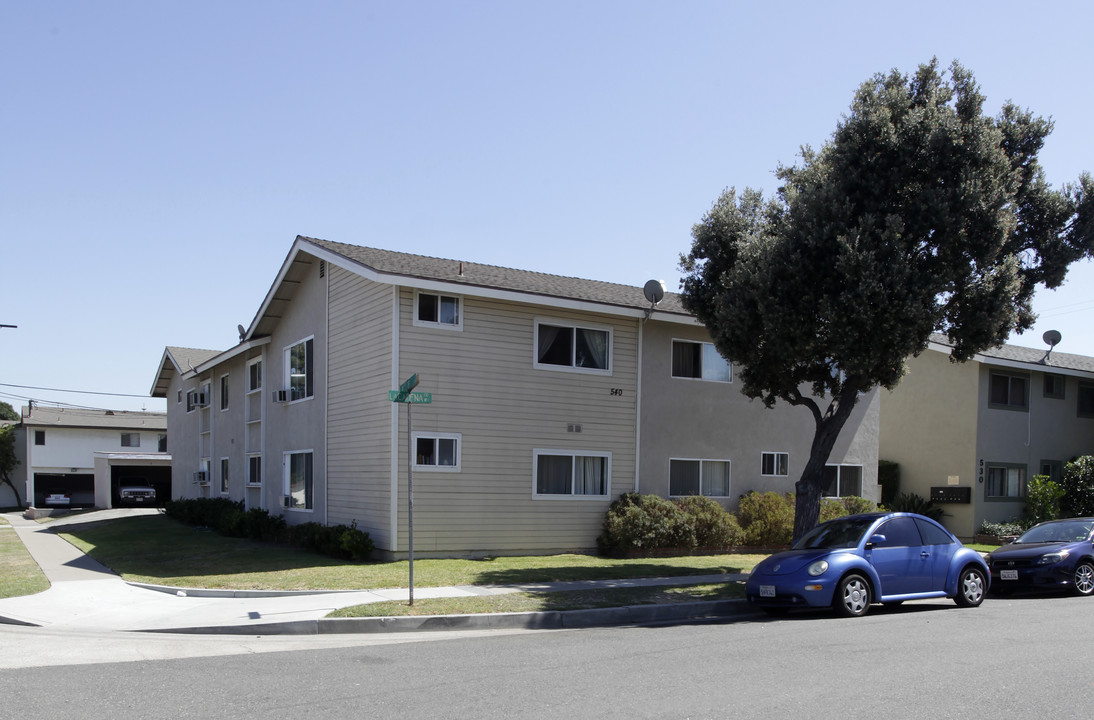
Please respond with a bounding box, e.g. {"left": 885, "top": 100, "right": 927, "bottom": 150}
{"left": 1061, "top": 456, "right": 1094, "bottom": 517}
{"left": 597, "top": 493, "right": 695, "bottom": 554}
{"left": 886, "top": 492, "right": 944, "bottom": 521}
{"left": 1024, "top": 475, "right": 1064, "bottom": 525}
{"left": 977, "top": 519, "right": 1026, "bottom": 538}
{"left": 838, "top": 495, "right": 879, "bottom": 516}
{"left": 819, "top": 498, "right": 848, "bottom": 523}
{"left": 736, "top": 491, "right": 794, "bottom": 546}
{"left": 675, "top": 495, "right": 743, "bottom": 548}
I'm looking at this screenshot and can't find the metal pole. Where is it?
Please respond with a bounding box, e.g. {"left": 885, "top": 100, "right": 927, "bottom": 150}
{"left": 407, "top": 401, "right": 414, "bottom": 606}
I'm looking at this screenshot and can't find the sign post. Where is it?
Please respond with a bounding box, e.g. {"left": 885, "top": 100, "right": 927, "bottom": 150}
{"left": 388, "top": 374, "right": 431, "bottom": 605}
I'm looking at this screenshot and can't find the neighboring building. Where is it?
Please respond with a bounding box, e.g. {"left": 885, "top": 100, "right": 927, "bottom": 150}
{"left": 14, "top": 406, "right": 170, "bottom": 511}
{"left": 152, "top": 236, "right": 880, "bottom": 558}
{"left": 880, "top": 334, "right": 1094, "bottom": 539}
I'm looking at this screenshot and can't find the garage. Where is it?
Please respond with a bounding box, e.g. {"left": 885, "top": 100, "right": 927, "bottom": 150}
{"left": 93, "top": 453, "right": 173, "bottom": 509}
{"left": 32, "top": 472, "right": 95, "bottom": 509}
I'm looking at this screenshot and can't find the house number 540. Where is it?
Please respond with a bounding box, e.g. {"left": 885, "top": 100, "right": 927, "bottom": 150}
{"left": 610, "top": 388, "right": 624, "bottom": 396}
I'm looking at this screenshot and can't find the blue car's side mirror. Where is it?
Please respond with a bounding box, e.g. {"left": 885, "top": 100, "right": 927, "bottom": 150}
{"left": 866, "top": 534, "right": 886, "bottom": 548}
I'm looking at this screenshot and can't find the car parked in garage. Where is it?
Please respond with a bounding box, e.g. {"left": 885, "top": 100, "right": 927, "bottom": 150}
{"left": 119, "top": 481, "right": 157, "bottom": 505}
{"left": 984, "top": 518, "right": 1094, "bottom": 596}
{"left": 746, "top": 512, "right": 989, "bottom": 617}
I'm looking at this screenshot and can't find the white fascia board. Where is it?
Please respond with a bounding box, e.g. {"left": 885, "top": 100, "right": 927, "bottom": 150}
{"left": 243, "top": 237, "right": 319, "bottom": 340}
{"left": 192, "top": 337, "right": 272, "bottom": 376}
{"left": 149, "top": 348, "right": 184, "bottom": 397}
{"left": 94, "top": 452, "right": 173, "bottom": 462}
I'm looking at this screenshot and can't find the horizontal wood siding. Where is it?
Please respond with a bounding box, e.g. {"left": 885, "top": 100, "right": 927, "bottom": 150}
{"left": 392, "top": 289, "right": 638, "bottom": 553}
{"left": 326, "top": 267, "right": 394, "bottom": 548}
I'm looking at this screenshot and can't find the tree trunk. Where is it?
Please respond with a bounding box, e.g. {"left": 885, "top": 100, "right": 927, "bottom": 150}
{"left": 792, "top": 386, "right": 862, "bottom": 543}
{"left": 0, "top": 475, "right": 21, "bottom": 507}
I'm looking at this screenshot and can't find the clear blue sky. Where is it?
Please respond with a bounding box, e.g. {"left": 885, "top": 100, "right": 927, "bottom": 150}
{"left": 2, "top": 1, "right": 1092, "bottom": 413}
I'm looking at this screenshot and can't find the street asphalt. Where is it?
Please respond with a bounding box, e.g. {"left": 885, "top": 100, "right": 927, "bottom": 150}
{"left": 0, "top": 509, "right": 753, "bottom": 635}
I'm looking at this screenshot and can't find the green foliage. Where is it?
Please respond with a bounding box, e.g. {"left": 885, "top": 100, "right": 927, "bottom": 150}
{"left": 886, "top": 492, "right": 944, "bottom": 522}
{"left": 735, "top": 492, "right": 795, "bottom": 546}
{"left": 680, "top": 58, "right": 1093, "bottom": 540}
{"left": 164, "top": 497, "right": 372, "bottom": 561}
{"left": 0, "top": 424, "right": 21, "bottom": 506}
{"left": 0, "top": 401, "right": 18, "bottom": 421}
{"left": 1061, "top": 456, "right": 1094, "bottom": 517}
{"left": 977, "top": 520, "right": 1027, "bottom": 538}
{"left": 597, "top": 493, "right": 743, "bottom": 555}
{"left": 1024, "top": 475, "right": 1064, "bottom": 525}
{"left": 878, "top": 460, "right": 900, "bottom": 506}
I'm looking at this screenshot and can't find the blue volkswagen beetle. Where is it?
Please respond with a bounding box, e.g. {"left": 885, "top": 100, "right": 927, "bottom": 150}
{"left": 746, "top": 512, "right": 989, "bottom": 617}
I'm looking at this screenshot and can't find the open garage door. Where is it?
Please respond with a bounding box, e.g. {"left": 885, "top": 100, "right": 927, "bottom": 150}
{"left": 110, "top": 465, "right": 172, "bottom": 507}
{"left": 33, "top": 473, "right": 95, "bottom": 508}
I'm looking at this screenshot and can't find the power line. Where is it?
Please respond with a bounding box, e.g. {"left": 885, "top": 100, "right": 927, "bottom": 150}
{"left": 0, "top": 382, "right": 151, "bottom": 399}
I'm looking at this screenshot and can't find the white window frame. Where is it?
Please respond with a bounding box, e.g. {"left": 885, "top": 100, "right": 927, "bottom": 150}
{"left": 823, "top": 464, "right": 864, "bottom": 498}
{"left": 761, "top": 451, "right": 789, "bottom": 477}
{"left": 120, "top": 433, "right": 141, "bottom": 448}
{"left": 247, "top": 357, "right": 263, "bottom": 393}
{"left": 533, "top": 318, "right": 613, "bottom": 375}
{"left": 220, "top": 373, "right": 230, "bottom": 411}
{"left": 283, "top": 336, "right": 314, "bottom": 404}
{"left": 158, "top": 434, "right": 168, "bottom": 453}
{"left": 220, "top": 457, "right": 230, "bottom": 495}
{"left": 412, "top": 432, "right": 462, "bottom": 472}
{"left": 186, "top": 386, "right": 198, "bottom": 413}
{"left": 670, "top": 339, "right": 732, "bottom": 383}
{"left": 532, "top": 449, "right": 612, "bottom": 499}
{"left": 668, "top": 458, "right": 732, "bottom": 498}
{"left": 283, "top": 450, "right": 314, "bottom": 511}
{"left": 413, "top": 291, "right": 463, "bottom": 331}
{"left": 985, "top": 463, "right": 1026, "bottom": 500}
{"left": 246, "top": 454, "right": 262, "bottom": 486}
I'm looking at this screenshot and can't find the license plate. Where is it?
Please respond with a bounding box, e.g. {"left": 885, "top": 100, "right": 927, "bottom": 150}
{"left": 760, "top": 585, "right": 776, "bottom": 598}
{"left": 1000, "top": 570, "right": 1018, "bottom": 580}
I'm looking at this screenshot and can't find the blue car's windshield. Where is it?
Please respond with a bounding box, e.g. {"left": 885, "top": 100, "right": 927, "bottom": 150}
{"left": 793, "top": 516, "right": 879, "bottom": 550}
{"left": 1016, "top": 520, "right": 1094, "bottom": 544}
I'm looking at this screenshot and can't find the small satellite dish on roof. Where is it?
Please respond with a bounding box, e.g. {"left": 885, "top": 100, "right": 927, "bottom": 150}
{"left": 238, "top": 324, "right": 247, "bottom": 342}
{"left": 643, "top": 279, "right": 666, "bottom": 321}
{"left": 1041, "top": 329, "right": 1062, "bottom": 364}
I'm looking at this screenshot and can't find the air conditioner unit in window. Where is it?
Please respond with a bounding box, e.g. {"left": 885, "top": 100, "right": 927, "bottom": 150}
{"left": 192, "top": 471, "right": 208, "bottom": 484}
{"left": 272, "top": 389, "right": 289, "bottom": 403}
{"left": 279, "top": 495, "right": 295, "bottom": 508}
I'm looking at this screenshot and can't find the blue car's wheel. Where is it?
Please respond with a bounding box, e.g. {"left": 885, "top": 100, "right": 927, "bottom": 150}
{"left": 955, "top": 566, "right": 986, "bottom": 607}
{"left": 833, "top": 574, "right": 871, "bottom": 617}
{"left": 1072, "top": 561, "right": 1094, "bottom": 596}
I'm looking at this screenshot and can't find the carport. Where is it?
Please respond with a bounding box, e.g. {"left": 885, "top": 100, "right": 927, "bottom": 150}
{"left": 93, "top": 453, "right": 173, "bottom": 509}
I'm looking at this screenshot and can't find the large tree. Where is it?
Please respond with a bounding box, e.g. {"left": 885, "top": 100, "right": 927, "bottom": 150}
{"left": 0, "top": 424, "right": 20, "bottom": 507}
{"left": 680, "top": 59, "right": 1093, "bottom": 541}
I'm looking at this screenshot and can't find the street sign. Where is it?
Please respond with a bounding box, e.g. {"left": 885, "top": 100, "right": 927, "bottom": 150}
{"left": 399, "top": 374, "right": 419, "bottom": 394}
{"left": 388, "top": 390, "right": 432, "bottom": 404}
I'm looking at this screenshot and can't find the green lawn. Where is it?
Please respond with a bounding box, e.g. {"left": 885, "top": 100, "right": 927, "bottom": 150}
{"left": 0, "top": 528, "right": 50, "bottom": 598}
{"left": 57, "top": 514, "right": 766, "bottom": 592}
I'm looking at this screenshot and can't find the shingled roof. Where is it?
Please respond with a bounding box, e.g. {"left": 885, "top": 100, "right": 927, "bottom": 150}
{"left": 302, "top": 236, "right": 690, "bottom": 316}
{"left": 929, "top": 333, "right": 1094, "bottom": 375}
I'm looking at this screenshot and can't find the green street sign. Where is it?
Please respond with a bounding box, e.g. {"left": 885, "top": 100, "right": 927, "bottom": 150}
{"left": 389, "top": 390, "right": 432, "bottom": 404}
{"left": 399, "top": 374, "right": 419, "bottom": 394}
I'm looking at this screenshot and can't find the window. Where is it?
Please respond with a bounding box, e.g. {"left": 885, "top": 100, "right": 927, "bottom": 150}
{"left": 413, "top": 433, "right": 461, "bottom": 471}
{"left": 34, "top": 431, "right": 45, "bottom": 446}
{"left": 989, "top": 371, "right": 1028, "bottom": 410}
{"left": 247, "top": 455, "right": 262, "bottom": 486}
{"left": 986, "top": 464, "right": 1025, "bottom": 499}
{"left": 915, "top": 517, "right": 954, "bottom": 546}
{"left": 535, "top": 321, "right": 610, "bottom": 372}
{"left": 220, "top": 374, "right": 230, "bottom": 411}
{"left": 671, "top": 340, "right": 731, "bottom": 382}
{"left": 177, "top": 389, "right": 182, "bottom": 404}
{"left": 1040, "top": 459, "right": 1063, "bottom": 484}
{"left": 121, "top": 433, "right": 140, "bottom": 448}
{"left": 669, "top": 459, "right": 730, "bottom": 497}
{"left": 873, "top": 517, "right": 922, "bottom": 547}
{"left": 285, "top": 338, "right": 314, "bottom": 401}
{"left": 1079, "top": 383, "right": 1094, "bottom": 419}
{"left": 158, "top": 434, "right": 168, "bottom": 453}
{"left": 186, "top": 387, "right": 197, "bottom": 412}
{"left": 248, "top": 359, "right": 262, "bottom": 392}
{"left": 286, "top": 451, "right": 313, "bottom": 510}
{"left": 218, "top": 458, "right": 230, "bottom": 494}
{"left": 823, "top": 465, "right": 863, "bottom": 497}
{"left": 415, "top": 292, "right": 462, "bottom": 329}
{"left": 1043, "top": 373, "right": 1065, "bottom": 399}
{"left": 534, "top": 450, "right": 610, "bottom": 497}
{"left": 761, "top": 452, "right": 789, "bottom": 477}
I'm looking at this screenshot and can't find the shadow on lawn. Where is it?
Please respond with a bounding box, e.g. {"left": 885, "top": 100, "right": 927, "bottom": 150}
{"left": 468, "top": 561, "right": 750, "bottom": 586}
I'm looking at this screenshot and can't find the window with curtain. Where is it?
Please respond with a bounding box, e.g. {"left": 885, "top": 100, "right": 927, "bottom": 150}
{"left": 823, "top": 465, "right": 863, "bottom": 497}
{"left": 671, "top": 340, "right": 731, "bottom": 382}
{"left": 536, "top": 321, "right": 610, "bottom": 372}
{"left": 416, "top": 292, "right": 462, "bottom": 329}
{"left": 534, "top": 451, "right": 610, "bottom": 496}
{"left": 287, "top": 451, "right": 313, "bottom": 509}
{"left": 986, "top": 465, "right": 1025, "bottom": 499}
{"left": 669, "top": 459, "right": 730, "bottom": 497}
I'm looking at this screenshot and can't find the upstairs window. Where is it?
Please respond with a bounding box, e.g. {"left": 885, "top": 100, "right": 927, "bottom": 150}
{"left": 285, "top": 338, "right": 314, "bottom": 402}
{"left": 248, "top": 359, "right": 263, "bottom": 392}
{"left": 1043, "top": 373, "right": 1065, "bottom": 399}
{"left": 416, "top": 292, "right": 462, "bottom": 329}
{"left": 672, "top": 340, "right": 731, "bottom": 382}
{"left": 34, "top": 431, "right": 45, "bottom": 446}
{"left": 1079, "top": 383, "right": 1094, "bottom": 419}
{"left": 158, "top": 434, "right": 168, "bottom": 453}
{"left": 535, "top": 321, "right": 610, "bottom": 373}
{"left": 989, "top": 371, "right": 1028, "bottom": 410}
{"left": 121, "top": 433, "right": 140, "bottom": 448}
{"left": 220, "top": 374, "right": 230, "bottom": 411}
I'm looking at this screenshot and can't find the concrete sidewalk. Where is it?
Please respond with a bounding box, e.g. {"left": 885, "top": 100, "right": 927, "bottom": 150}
{"left": 0, "top": 510, "right": 752, "bottom": 635}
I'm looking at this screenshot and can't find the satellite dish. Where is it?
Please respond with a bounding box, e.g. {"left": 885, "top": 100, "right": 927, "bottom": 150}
{"left": 1043, "top": 330, "right": 1062, "bottom": 348}
{"left": 643, "top": 279, "right": 666, "bottom": 305}
{"left": 238, "top": 324, "right": 247, "bottom": 341}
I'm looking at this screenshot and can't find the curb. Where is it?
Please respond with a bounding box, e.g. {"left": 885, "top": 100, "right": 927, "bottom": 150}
{"left": 144, "top": 598, "right": 758, "bottom": 636}
{"left": 126, "top": 581, "right": 362, "bottom": 598}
